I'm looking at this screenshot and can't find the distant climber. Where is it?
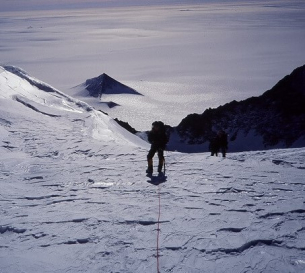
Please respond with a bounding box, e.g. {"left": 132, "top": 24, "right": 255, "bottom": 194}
{"left": 209, "top": 135, "right": 219, "bottom": 156}
{"left": 218, "top": 130, "right": 228, "bottom": 157}
{"left": 209, "top": 130, "right": 228, "bottom": 157}
{"left": 146, "top": 121, "right": 169, "bottom": 174}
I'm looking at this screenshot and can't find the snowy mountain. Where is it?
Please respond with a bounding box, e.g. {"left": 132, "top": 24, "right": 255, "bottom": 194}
{"left": 82, "top": 73, "right": 141, "bottom": 98}
{"left": 65, "top": 72, "right": 142, "bottom": 112}
{"left": 1, "top": 66, "right": 305, "bottom": 273}
{"left": 170, "top": 65, "right": 305, "bottom": 152}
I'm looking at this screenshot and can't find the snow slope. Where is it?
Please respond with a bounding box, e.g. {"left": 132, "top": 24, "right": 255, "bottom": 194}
{"left": 0, "top": 66, "right": 147, "bottom": 146}
{"left": 1, "top": 67, "right": 305, "bottom": 272}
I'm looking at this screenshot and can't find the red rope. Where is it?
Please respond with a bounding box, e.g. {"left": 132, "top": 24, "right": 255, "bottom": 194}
{"left": 156, "top": 184, "right": 161, "bottom": 273}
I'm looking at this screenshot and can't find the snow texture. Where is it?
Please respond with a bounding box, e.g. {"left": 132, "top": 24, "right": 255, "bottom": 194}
{"left": 1, "top": 66, "right": 305, "bottom": 273}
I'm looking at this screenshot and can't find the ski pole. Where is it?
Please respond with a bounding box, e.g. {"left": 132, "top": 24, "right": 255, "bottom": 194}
{"left": 163, "top": 150, "right": 166, "bottom": 175}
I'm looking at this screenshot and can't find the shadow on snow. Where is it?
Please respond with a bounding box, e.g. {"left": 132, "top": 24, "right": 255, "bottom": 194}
{"left": 146, "top": 173, "right": 167, "bottom": 186}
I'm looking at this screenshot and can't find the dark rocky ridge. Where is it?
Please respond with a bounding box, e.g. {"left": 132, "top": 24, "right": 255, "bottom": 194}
{"left": 114, "top": 118, "right": 138, "bottom": 134}
{"left": 85, "top": 73, "right": 141, "bottom": 98}
{"left": 175, "top": 64, "right": 305, "bottom": 151}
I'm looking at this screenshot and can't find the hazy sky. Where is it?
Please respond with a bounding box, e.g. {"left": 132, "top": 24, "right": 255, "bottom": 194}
{"left": 1, "top": 0, "right": 205, "bottom": 12}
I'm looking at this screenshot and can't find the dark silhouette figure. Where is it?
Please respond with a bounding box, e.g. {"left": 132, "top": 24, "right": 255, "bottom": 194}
{"left": 218, "top": 130, "right": 228, "bottom": 157}
{"left": 147, "top": 121, "right": 169, "bottom": 174}
{"left": 209, "top": 136, "right": 220, "bottom": 156}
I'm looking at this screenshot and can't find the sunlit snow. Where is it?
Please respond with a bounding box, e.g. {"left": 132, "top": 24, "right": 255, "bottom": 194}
{"left": 1, "top": 66, "right": 305, "bottom": 273}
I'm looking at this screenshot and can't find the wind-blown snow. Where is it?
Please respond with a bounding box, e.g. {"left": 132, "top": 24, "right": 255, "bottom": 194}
{"left": 1, "top": 67, "right": 305, "bottom": 272}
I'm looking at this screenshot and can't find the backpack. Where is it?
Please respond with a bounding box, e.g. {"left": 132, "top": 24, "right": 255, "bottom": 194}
{"left": 152, "top": 121, "right": 165, "bottom": 132}
{"left": 151, "top": 121, "right": 169, "bottom": 145}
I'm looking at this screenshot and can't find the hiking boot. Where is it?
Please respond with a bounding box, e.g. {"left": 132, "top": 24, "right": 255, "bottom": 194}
{"left": 146, "top": 167, "right": 153, "bottom": 174}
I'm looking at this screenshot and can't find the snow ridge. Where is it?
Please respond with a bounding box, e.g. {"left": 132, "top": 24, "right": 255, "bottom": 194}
{"left": 4, "top": 65, "right": 68, "bottom": 96}
{"left": 14, "top": 95, "right": 61, "bottom": 117}
{"left": 0, "top": 65, "right": 147, "bottom": 147}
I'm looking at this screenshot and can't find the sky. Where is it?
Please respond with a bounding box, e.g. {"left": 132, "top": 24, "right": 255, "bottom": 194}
{"left": 1, "top": 0, "right": 206, "bottom": 12}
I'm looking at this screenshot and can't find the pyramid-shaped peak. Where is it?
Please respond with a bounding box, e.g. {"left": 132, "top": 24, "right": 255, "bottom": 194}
{"left": 84, "top": 73, "right": 141, "bottom": 98}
